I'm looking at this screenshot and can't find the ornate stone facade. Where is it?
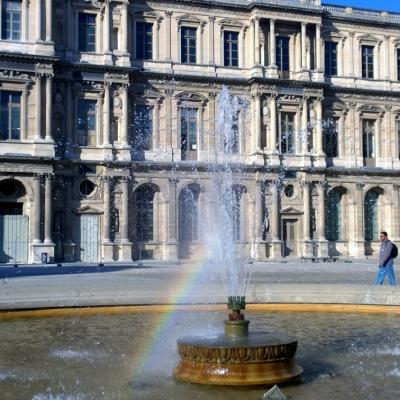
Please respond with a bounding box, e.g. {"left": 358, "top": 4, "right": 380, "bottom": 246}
{"left": 1, "top": 0, "right": 400, "bottom": 263}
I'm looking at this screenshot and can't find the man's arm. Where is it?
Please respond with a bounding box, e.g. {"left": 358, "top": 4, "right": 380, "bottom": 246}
{"left": 381, "top": 241, "right": 394, "bottom": 266}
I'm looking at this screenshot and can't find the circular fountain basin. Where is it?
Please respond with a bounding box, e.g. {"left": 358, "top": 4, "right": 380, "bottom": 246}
{"left": 174, "top": 331, "right": 303, "bottom": 385}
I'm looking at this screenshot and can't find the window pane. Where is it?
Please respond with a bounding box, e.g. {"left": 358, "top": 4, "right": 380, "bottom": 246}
{"left": 134, "top": 105, "right": 153, "bottom": 150}
{"left": 181, "top": 27, "right": 197, "bottom": 64}
{"left": 180, "top": 108, "right": 197, "bottom": 159}
{"left": 78, "top": 13, "right": 96, "bottom": 52}
{"left": 280, "top": 112, "right": 294, "bottom": 154}
{"left": 1, "top": 0, "right": 21, "bottom": 40}
{"left": 0, "top": 91, "right": 21, "bottom": 140}
{"left": 136, "top": 22, "right": 153, "bottom": 60}
{"left": 224, "top": 31, "right": 239, "bottom": 67}
{"left": 276, "top": 37, "right": 289, "bottom": 72}
{"left": 77, "top": 99, "right": 97, "bottom": 146}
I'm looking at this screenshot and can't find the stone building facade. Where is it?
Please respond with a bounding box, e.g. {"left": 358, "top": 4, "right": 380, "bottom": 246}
{"left": 1, "top": 0, "right": 400, "bottom": 263}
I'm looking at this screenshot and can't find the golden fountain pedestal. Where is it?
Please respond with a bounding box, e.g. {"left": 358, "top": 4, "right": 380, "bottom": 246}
{"left": 174, "top": 297, "right": 302, "bottom": 386}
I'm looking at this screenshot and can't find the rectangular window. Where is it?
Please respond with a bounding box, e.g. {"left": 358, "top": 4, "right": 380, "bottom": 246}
{"left": 181, "top": 27, "right": 197, "bottom": 64}
{"left": 224, "top": 31, "right": 239, "bottom": 67}
{"left": 362, "top": 119, "right": 375, "bottom": 159}
{"left": 279, "top": 112, "right": 294, "bottom": 154}
{"left": 397, "top": 49, "right": 400, "bottom": 81}
{"left": 77, "top": 99, "right": 97, "bottom": 146}
{"left": 276, "top": 36, "right": 290, "bottom": 72}
{"left": 134, "top": 105, "right": 153, "bottom": 151}
{"left": 325, "top": 41, "right": 337, "bottom": 77}
{"left": 78, "top": 13, "right": 96, "bottom": 52}
{"left": 224, "top": 111, "right": 239, "bottom": 154}
{"left": 362, "top": 45, "right": 374, "bottom": 79}
{"left": 324, "top": 117, "right": 339, "bottom": 158}
{"left": 1, "top": 0, "right": 21, "bottom": 40}
{"left": 0, "top": 91, "right": 21, "bottom": 140}
{"left": 136, "top": 22, "right": 153, "bottom": 60}
{"left": 180, "top": 108, "right": 197, "bottom": 160}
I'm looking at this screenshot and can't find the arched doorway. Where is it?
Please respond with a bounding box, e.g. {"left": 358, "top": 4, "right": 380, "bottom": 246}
{"left": 0, "top": 179, "right": 28, "bottom": 263}
{"left": 133, "top": 184, "right": 159, "bottom": 259}
{"left": 178, "top": 184, "right": 201, "bottom": 259}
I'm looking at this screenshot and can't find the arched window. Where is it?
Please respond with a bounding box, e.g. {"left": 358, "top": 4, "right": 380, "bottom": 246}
{"left": 326, "top": 189, "right": 343, "bottom": 241}
{"left": 134, "top": 185, "right": 157, "bottom": 242}
{"left": 364, "top": 189, "right": 379, "bottom": 241}
{"left": 178, "top": 184, "right": 200, "bottom": 242}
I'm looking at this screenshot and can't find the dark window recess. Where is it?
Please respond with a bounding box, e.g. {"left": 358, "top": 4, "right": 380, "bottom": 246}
{"left": 78, "top": 13, "right": 96, "bottom": 52}
{"left": 362, "top": 45, "right": 374, "bottom": 79}
{"left": 325, "top": 41, "right": 337, "bottom": 77}
{"left": 224, "top": 31, "right": 239, "bottom": 67}
{"left": 181, "top": 27, "right": 197, "bottom": 64}
{"left": 136, "top": 22, "right": 153, "bottom": 60}
{"left": 0, "top": 203, "right": 23, "bottom": 215}
{"left": 276, "top": 36, "right": 290, "bottom": 72}
{"left": 79, "top": 180, "right": 96, "bottom": 196}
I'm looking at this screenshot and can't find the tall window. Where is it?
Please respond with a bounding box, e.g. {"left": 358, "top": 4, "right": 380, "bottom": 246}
{"left": 276, "top": 36, "right": 290, "bottom": 72}
{"left": 362, "top": 45, "right": 374, "bottom": 79}
{"left": 1, "top": 0, "right": 21, "bottom": 40}
{"left": 364, "top": 190, "right": 379, "bottom": 241}
{"left": 134, "top": 185, "right": 155, "bottom": 242}
{"left": 181, "top": 27, "right": 197, "bottom": 64}
{"left": 362, "top": 119, "right": 375, "bottom": 159}
{"left": 324, "top": 117, "right": 339, "bottom": 158}
{"left": 279, "top": 112, "right": 294, "bottom": 154}
{"left": 224, "top": 31, "right": 239, "bottom": 67}
{"left": 180, "top": 108, "right": 197, "bottom": 160}
{"left": 178, "top": 184, "right": 200, "bottom": 243}
{"left": 224, "top": 111, "right": 239, "bottom": 154}
{"left": 397, "top": 49, "right": 400, "bottom": 81}
{"left": 134, "top": 105, "right": 153, "bottom": 151}
{"left": 78, "top": 13, "right": 96, "bottom": 52}
{"left": 77, "top": 99, "right": 97, "bottom": 146}
{"left": 0, "top": 91, "right": 21, "bottom": 141}
{"left": 325, "top": 41, "right": 337, "bottom": 77}
{"left": 398, "top": 121, "right": 400, "bottom": 160}
{"left": 136, "top": 22, "right": 153, "bottom": 60}
{"left": 326, "top": 189, "right": 343, "bottom": 241}
{"left": 229, "top": 186, "right": 243, "bottom": 242}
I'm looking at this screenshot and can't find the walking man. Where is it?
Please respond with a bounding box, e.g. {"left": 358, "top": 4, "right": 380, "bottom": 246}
{"left": 376, "top": 231, "right": 396, "bottom": 286}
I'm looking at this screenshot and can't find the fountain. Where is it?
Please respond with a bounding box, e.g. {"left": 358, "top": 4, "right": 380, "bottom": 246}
{"left": 174, "top": 86, "right": 303, "bottom": 386}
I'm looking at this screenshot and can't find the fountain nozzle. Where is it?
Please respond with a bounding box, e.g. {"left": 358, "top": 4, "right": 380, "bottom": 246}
{"left": 225, "top": 296, "right": 249, "bottom": 337}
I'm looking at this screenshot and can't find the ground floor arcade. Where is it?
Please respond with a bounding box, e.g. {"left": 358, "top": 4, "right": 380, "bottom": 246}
{"left": 0, "top": 163, "right": 398, "bottom": 264}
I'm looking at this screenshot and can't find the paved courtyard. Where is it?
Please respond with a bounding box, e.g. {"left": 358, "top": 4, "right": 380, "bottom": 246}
{"left": 1, "top": 259, "right": 400, "bottom": 310}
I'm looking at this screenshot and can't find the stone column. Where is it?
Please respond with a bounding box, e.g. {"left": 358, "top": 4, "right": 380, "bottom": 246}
{"left": 166, "top": 178, "right": 178, "bottom": 260}
{"left": 154, "top": 19, "right": 160, "bottom": 61}
{"left": 63, "top": 176, "right": 75, "bottom": 261}
{"left": 45, "top": 0, "right": 52, "bottom": 42}
{"left": 65, "top": 81, "right": 72, "bottom": 154}
{"left": 252, "top": 92, "right": 261, "bottom": 152}
{"left": 315, "top": 97, "right": 324, "bottom": 156}
{"left": 165, "top": 11, "right": 172, "bottom": 61}
{"left": 45, "top": 75, "right": 53, "bottom": 142}
{"left": 316, "top": 24, "right": 322, "bottom": 71}
{"left": 254, "top": 17, "right": 260, "bottom": 65}
{"left": 269, "top": 180, "right": 282, "bottom": 258}
{"left": 376, "top": 114, "right": 382, "bottom": 160}
{"left": 103, "top": 82, "right": 111, "bottom": 147}
{"left": 121, "top": 1, "right": 128, "bottom": 54}
{"left": 33, "top": 175, "right": 42, "bottom": 243}
{"left": 317, "top": 182, "right": 326, "bottom": 241}
{"left": 348, "top": 32, "right": 355, "bottom": 77}
{"left": 35, "top": 74, "right": 42, "bottom": 141}
{"left": 208, "top": 16, "right": 215, "bottom": 64}
{"left": 23, "top": 0, "right": 29, "bottom": 41}
{"left": 121, "top": 84, "right": 129, "bottom": 147}
{"left": 269, "top": 19, "right": 276, "bottom": 66}
{"left": 352, "top": 182, "right": 365, "bottom": 257}
{"left": 103, "top": 0, "right": 111, "bottom": 55}
{"left": 36, "top": 0, "right": 42, "bottom": 41}
{"left": 103, "top": 177, "right": 112, "bottom": 244}
{"left": 302, "top": 181, "right": 311, "bottom": 241}
{"left": 44, "top": 175, "right": 53, "bottom": 244}
{"left": 255, "top": 180, "right": 263, "bottom": 241}
{"left": 301, "top": 97, "right": 308, "bottom": 154}
{"left": 119, "top": 176, "right": 132, "bottom": 261}
{"left": 269, "top": 94, "right": 277, "bottom": 153}
{"left": 208, "top": 92, "right": 217, "bottom": 157}
{"left": 301, "top": 23, "right": 307, "bottom": 70}
{"left": 384, "top": 35, "right": 390, "bottom": 81}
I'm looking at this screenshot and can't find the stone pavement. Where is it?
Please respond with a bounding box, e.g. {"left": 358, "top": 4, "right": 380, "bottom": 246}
{"left": 0, "top": 259, "right": 400, "bottom": 310}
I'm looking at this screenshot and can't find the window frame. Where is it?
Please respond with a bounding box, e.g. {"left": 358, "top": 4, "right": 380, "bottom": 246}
{"left": 77, "top": 11, "right": 97, "bottom": 53}
{"left": 279, "top": 111, "right": 295, "bottom": 154}
{"left": 76, "top": 98, "right": 98, "bottom": 147}
{"left": 223, "top": 30, "right": 239, "bottom": 68}
{"left": 0, "top": 90, "right": 22, "bottom": 141}
{"left": 361, "top": 45, "right": 374, "bottom": 79}
{"left": 135, "top": 21, "right": 153, "bottom": 60}
{"left": 276, "top": 36, "right": 290, "bottom": 72}
{"left": 134, "top": 103, "right": 154, "bottom": 151}
{"left": 180, "top": 106, "right": 198, "bottom": 160}
{"left": 180, "top": 26, "right": 197, "bottom": 64}
{"left": 1, "top": 0, "right": 22, "bottom": 41}
{"left": 324, "top": 41, "right": 338, "bottom": 77}
{"left": 362, "top": 119, "right": 376, "bottom": 159}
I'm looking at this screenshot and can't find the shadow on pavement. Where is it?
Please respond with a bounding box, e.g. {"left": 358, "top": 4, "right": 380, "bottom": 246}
{"left": 0, "top": 264, "right": 147, "bottom": 279}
